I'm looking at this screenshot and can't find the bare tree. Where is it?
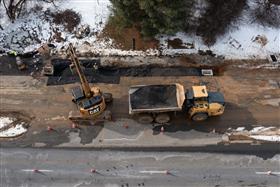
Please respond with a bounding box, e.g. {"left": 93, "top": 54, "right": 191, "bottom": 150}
{"left": 0, "top": 0, "right": 3, "bottom": 29}
{"left": 2, "top": 0, "right": 27, "bottom": 22}
{"left": 1, "top": 0, "right": 58, "bottom": 23}
{"left": 251, "top": 0, "right": 280, "bottom": 28}
{"left": 41, "top": 0, "right": 57, "bottom": 7}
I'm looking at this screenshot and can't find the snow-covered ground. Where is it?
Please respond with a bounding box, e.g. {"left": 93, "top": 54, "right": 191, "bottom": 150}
{"left": 0, "top": 0, "right": 279, "bottom": 59}
{"left": 225, "top": 126, "right": 280, "bottom": 142}
{"left": 160, "top": 1, "right": 280, "bottom": 59}
{"left": 160, "top": 26, "right": 279, "bottom": 59}
{"left": 0, "top": 122, "right": 28, "bottom": 138}
{"left": 0, "top": 117, "right": 28, "bottom": 138}
{"left": 0, "top": 117, "right": 14, "bottom": 129}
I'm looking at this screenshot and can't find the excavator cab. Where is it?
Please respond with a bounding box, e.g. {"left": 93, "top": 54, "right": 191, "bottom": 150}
{"left": 71, "top": 86, "right": 85, "bottom": 103}
{"left": 185, "top": 85, "right": 225, "bottom": 121}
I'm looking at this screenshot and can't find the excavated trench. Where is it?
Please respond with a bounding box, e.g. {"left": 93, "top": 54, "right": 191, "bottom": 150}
{"left": 0, "top": 56, "right": 223, "bottom": 85}
{"left": 47, "top": 59, "right": 218, "bottom": 85}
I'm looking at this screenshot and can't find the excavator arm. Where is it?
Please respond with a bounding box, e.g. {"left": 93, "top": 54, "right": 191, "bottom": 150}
{"left": 68, "top": 43, "right": 92, "bottom": 98}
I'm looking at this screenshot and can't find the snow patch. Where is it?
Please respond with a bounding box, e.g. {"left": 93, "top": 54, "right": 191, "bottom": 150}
{"left": 249, "top": 135, "right": 280, "bottom": 142}
{"left": 226, "top": 126, "right": 280, "bottom": 142}
{"left": 0, "top": 117, "right": 14, "bottom": 129}
{"left": 0, "top": 0, "right": 279, "bottom": 59}
{"left": 58, "top": 0, "right": 110, "bottom": 30}
{"left": 0, "top": 122, "right": 28, "bottom": 138}
{"left": 235, "top": 127, "right": 246, "bottom": 132}
{"left": 159, "top": 25, "right": 280, "bottom": 59}
{"left": 250, "top": 126, "right": 274, "bottom": 133}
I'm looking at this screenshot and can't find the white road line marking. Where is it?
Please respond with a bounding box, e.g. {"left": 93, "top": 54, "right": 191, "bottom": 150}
{"left": 21, "top": 169, "right": 53, "bottom": 172}
{"left": 256, "top": 171, "right": 280, "bottom": 176}
{"left": 139, "top": 170, "right": 168, "bottom": 174}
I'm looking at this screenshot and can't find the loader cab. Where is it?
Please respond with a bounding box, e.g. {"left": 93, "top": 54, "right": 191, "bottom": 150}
{"left": 185, "top": 86, "right": 225, "bottom": 121}
{"left": 185, "top": 86, "right": 208, "bottom": 108}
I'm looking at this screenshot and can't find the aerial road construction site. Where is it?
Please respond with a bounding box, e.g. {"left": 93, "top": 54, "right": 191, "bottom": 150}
{"left": 1, "top": 43, "right": 279, "bottom": 147}
{"left": 0, "top": 0, "right": 280, "bottom": 187}
{"left": 1, "top": 42, "right": 280, "bottom": 186}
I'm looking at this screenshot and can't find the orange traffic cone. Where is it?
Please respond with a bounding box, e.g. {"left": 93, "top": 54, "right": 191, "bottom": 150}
{"left": 123, "top": 124, "right": 129, "bottom": 129}
{"left": 72, "top": 123, "right": 78, "bottom": 129}
{"left": 47, "top": 126, "right": 54, "bottom": 132}
{"left": 160, "top": 126, "right": 164, "bottom": 134}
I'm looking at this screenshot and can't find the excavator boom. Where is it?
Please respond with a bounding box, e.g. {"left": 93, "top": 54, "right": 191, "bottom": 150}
{"left": 68, "top": 43, "right": 92, "bottom": 98}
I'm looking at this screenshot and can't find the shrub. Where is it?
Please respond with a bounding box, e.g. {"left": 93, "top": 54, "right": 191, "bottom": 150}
{"left": 51, "top": 9, "right": 81, "bottom": 32}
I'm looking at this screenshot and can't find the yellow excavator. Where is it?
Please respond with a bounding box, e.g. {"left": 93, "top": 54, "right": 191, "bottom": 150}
{"left": 67, "top": 43, "right": 112, "bottom": 122}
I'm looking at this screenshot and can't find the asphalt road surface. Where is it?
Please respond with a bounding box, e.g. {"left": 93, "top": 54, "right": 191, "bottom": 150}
{"left": 0, "top": 148, "right": 279, "bottom": 187}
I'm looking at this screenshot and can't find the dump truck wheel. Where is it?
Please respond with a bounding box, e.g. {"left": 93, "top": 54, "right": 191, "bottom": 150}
{"left": 155, "top": 113, "right": 170, "bottom": 124}
{"left": 192, "top": 113, "right": 208, "bottom": 121}
{"left": 137, "top": 114, "right": 153, "bottom": 124}
{"left": 103, "top": 93, "right": 113, "bottom": 103}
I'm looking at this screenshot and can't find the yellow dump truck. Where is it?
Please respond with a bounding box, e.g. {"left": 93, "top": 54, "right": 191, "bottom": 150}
{"left": 129, "top": 84, "right": 225, "bottom": 124}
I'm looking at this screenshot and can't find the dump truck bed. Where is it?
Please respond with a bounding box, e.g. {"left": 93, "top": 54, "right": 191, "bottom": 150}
{"left": 129, "top": 84, "right": 185, "bottom": 114}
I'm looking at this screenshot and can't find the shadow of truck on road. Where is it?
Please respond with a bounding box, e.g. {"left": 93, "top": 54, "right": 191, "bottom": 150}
{"left": 152, "top": 102, "right": 256, "bottom": 136}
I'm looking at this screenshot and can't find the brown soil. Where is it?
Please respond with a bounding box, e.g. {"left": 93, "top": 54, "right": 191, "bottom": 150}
{"left": 130, "top": 85, "right": 178, "bottom": 110}
{"left": 168, "top": 38, "right": 186, "bottom": 49}
{"left": 99, "top": 24, "right": 158, "bottom": 50}
{"left": 177, "top": 55, "right": 227, "bottom": 75}
{"left": 167, "top": 38, "right": 194, "bottom": 49}
{"left": 51, "top": 9, "right": 81, "bottom": 32}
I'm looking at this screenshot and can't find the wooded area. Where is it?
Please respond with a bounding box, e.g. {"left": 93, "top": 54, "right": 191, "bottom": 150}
{"left": 0, "top": 0, "right": 279, "bottom": 45}
{"left": 109, "top": 0, "right": 279, "bottom": 45}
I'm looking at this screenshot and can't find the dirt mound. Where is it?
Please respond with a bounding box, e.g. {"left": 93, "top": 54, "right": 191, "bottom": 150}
{"left": 100, "top": 23, "right": 158, "bottom": 50}
{"left": 51, "top": 9, "right": 81, "bottom": 32}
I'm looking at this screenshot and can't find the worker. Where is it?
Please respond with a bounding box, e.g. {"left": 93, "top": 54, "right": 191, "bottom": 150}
{"left": 8, "top": 50, "right": 17, "bottom": 56}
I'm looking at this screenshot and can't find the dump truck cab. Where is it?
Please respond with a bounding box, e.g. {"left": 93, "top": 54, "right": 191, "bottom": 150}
{"left": 185, "top": 85, "right": 225, "bottom": 121}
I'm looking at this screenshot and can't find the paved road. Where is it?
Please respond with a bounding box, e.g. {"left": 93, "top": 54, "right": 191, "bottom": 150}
{"left": 0, "top": 148, "right": 279, "bottom": 187}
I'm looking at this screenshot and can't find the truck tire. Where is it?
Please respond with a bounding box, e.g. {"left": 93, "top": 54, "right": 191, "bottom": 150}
{"left": 155, "top": 113, "right": 170, "bottom": 124}
{"left": 191, "top": 113, "right": 208, "bottom": 121}
{"left": 137, "top": 114, "right": 153, "bottom": 124}
{"left": 103, "top": 93, "right": 113, "bottom": 103}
